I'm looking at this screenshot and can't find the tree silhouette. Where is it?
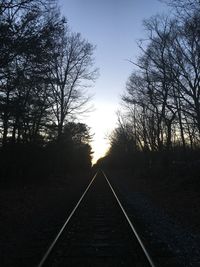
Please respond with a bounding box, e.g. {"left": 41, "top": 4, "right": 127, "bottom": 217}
{"left": 0, "top": 0, "right": 96, "bottom": 182}
{"left": 105, "top": 0, "right": 200, "bottom": 172}
{"left": 48, "top": 26, "right": 98, "bottom": 140}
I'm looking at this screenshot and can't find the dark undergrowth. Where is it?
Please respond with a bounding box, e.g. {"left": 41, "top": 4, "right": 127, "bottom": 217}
{"left": 0, "top": 142, "right": 92, "bottom": 187}
{"left": 96, "top": 147, "right": 200, "bottom": 182}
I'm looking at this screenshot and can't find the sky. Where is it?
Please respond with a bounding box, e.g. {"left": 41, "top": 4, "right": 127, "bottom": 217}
{"left": 58, "top": 0, "right": 169, "bottom": 163}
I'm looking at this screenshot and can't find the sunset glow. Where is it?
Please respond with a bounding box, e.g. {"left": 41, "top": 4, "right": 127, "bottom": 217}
{"left": 86, "top": 102, "right": 117, "bottom": 164}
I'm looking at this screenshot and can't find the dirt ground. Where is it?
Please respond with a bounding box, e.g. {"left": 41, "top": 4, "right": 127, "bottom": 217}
{"left": 106, "top": 168, "right": 200, "bottom": 266}
{"left": 108, "top": 168, "right": 200, "bottom": 233}
{"left": 0, "top": 171, "right": 92, "bottom": 267}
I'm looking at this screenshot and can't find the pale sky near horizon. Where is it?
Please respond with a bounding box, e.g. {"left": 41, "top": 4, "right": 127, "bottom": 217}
{"left": 58, "top": 0, "right": 169, "bottom": 163}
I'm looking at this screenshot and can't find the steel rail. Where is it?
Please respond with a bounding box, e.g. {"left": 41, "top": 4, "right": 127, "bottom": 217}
{"left": 102, "top": 170, "right": 156, "bottom": 267}
{"left": 37, "top": 172, "right": 98, "bottom": 267}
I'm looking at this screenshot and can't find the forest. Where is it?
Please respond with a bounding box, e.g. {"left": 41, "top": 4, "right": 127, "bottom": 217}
{"left": 99, "top": 0, "right": 200, "bottom": 181}
{"left": 1, "top": 0, "right": 200, "bottom": 183}
{"left": 0, "top": 0, "right": 97, "bottom": 183}
{"left": 1, "top": 1, "right": 200, "bottom": 265}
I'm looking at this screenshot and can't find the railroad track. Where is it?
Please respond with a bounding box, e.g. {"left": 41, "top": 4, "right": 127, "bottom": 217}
{"left": 37, "top": 170, "right": 155, "bottom": 267}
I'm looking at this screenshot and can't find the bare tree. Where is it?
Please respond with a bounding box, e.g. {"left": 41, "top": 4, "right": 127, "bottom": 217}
{"left": 0, "top": 0, "right": 64, "bottom": 145}
{"left": 48, "top": 25, "right": 98, "bottom": 140}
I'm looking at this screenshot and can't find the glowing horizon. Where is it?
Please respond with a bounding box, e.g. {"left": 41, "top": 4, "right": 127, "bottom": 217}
{"left": 85, "top": 101, "right": 117, "bottom": 164}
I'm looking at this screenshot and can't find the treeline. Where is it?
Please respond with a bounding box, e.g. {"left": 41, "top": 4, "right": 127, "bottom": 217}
{"left": 0, "top": 0, "right": 97, "bottom": 182}
{"left": 103, "top": 0, "right": 200, "bottom": 175}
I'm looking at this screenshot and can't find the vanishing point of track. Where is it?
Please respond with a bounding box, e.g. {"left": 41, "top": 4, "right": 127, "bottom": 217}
{"left": 37, "top": 170, "right": 155, "bottom": 267}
